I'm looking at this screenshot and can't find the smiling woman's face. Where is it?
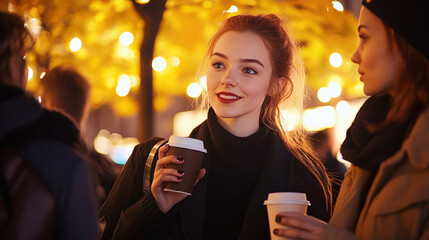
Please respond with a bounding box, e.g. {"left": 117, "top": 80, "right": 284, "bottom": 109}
{"left": 207, "top": 31, "right": 273, "bottom": 125}
{"left": 351, "top": 6, "right": 404, "bottom": 96}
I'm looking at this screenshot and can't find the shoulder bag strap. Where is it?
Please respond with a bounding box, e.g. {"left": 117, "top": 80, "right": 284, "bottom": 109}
{"left": 143, "top": 139, "right": 168, "bottom": 193}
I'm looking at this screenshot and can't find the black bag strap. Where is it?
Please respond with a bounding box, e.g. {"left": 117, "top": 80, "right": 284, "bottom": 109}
{"left": 143, "top": 139, "right": 168, "bottom": 193}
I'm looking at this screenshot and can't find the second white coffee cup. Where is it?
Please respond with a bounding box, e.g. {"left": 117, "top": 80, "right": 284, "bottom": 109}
{"left": 264, "top": 192, "right": 311, "bottom": 240}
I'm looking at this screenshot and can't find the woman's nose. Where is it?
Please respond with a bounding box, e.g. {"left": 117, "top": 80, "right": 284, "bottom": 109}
{"left": 351, "top": 49, "right": 360, "bottom": 64}
{"left": 220, "top": 69, "right": 237, "bottom": 87}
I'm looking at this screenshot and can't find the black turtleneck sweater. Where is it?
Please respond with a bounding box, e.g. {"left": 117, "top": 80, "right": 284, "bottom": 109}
{"left": 202, "top": 109, "right": 270, "bottom": 239}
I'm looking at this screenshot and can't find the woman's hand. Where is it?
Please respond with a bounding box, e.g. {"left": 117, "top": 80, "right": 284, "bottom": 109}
{"left": 273, "top": 212, "right": 327, "bottom": 240}
{"left": 151, "top": 144, "right": 206, "bottom": 213}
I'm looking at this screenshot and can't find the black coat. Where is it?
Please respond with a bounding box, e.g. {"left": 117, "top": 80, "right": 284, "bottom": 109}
{"left": 100, "top": 119, "right": 330, "bottom": 240}
{"left": 0, "top": 86, "right": 99, "bottom": 240}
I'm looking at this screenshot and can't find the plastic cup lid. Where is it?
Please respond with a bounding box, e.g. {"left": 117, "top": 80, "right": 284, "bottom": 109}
{"left": 263, "top": 200, "right": 311, "bottom": 206}
{"left": 168, "top": 135, "right": 207, "bottom": 153}
{"left": 263, "top": 192, "right": 311, "bottom": 206}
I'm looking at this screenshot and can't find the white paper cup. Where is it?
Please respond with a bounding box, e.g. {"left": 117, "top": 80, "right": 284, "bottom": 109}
{"left": 264, "top": 192, "right": 311, "bottom": 240}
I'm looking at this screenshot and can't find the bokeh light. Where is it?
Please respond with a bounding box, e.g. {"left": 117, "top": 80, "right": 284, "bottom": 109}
{"left": 119, "top": 32, "right": 134, "bottom": 46}
{"left": 170, "top": 56, "right": 180, "bottom": 67}
{"left": 332, "top": 1, "right": 344, "bottom": 12}
{"left": 336, "top": 100, "right": 351, "bottom": 116}
{"left": 152, "top": 56, "right": 167, "bottom": 72}
{"left": 329, "top": 52, "right": 342, "bottom": 67}
{"left": 116, "top": 74, "right": 131, "bottom": 97}
{"left": 187, "top": 83, "right": 203, "bottom": 98}
{"left": 328, "top": 81, "right": 342, "bottom": 98}
{"left": 136, "top": 0, "right": 150, "bottom": 4}
{"left": 70, "top": 37, "right": 82, "bottom": 52}
{"left": 318, "top": 87, "right": 331, "bottom": 103}
{"left": 226, "top": 5, "right": 238, "bottom": 13}
{"left": 94, "top": 134, "right": 112, "bottom": 155}
{"left": 27, "top": 67, "right": 33, "bottom": 81}
{"left": 93, "top": 129, "right": 139, "bottom": 164}
{"left": 303, "top": 106, "right": 336, "bottom": 131}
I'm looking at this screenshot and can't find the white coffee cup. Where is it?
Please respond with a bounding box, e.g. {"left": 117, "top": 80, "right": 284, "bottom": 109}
{"left": 264, "top": 192, "right": 311, "bottom": 240}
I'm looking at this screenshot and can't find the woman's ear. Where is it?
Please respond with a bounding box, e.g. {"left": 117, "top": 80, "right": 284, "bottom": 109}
{"left": 268, "top": 77, "right": 286, "bottom": 96}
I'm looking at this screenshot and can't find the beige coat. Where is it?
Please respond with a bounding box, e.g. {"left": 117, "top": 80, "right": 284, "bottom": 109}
{"left": 323, "top": 108, "right": 429, "bottom": 240}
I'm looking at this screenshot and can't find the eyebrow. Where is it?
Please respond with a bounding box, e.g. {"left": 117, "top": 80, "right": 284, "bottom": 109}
{"left": 212, "top": 52, "right": 265, "bottom": 68}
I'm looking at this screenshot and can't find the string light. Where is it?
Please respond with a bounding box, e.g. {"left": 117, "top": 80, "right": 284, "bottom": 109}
{"left": 329, "top": 52, "right": 342, "bottom": 67}
{"left": 69, "top": 37, "right": 82, "bottom": 52}
{"left": 226, "top": 5, "right": 238, "bottom": 13}
{"left": 152, "top": 57, "right": 167, "bottom": 72}
{"left": 119, "top": 32, "right": 134, "bottom": 46}
{"left": 27, "top": 67, "right": 33, "bottom": 81}
{"left": 116, "top": 74, "right": 131, "bottom": 97}
{"left": 136, "top": 0, "right": 150, "bottom": 4}
{"left": 187, "top": 83, "right": 203, "bottom": 98}
{"left": 318, "top": 87, "right": 331, "bottom": 103}
{"left": 332, "top": 1, "right": 344, "bottom": 12}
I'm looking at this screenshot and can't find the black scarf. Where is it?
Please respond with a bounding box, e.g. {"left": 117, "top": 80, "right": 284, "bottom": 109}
{"left": 340, "top": 95, "right": 413, "bottom": 170}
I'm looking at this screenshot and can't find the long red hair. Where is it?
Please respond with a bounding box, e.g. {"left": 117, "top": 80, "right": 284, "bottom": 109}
{"left": 197, "top": 14, "right": 333, "bottom": 213}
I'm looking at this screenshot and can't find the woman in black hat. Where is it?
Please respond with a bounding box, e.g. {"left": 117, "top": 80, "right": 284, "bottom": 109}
{"left": 273, "top": 0, "right": 429, "bottom": 239}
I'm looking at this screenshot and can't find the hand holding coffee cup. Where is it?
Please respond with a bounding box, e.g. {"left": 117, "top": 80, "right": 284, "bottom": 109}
{"left": 151, "top": 136, "right": 207, "bottom": 213}
{"left": 264, "top": 192, "right": 311, "bottom": 240}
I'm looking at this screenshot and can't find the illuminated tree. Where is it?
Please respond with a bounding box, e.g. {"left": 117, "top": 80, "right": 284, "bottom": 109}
{"left": 2, "top": 0, "right": 360, "bottom": 140}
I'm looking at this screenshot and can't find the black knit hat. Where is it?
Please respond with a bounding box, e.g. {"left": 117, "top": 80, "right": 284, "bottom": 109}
{"left": 362, "top": 0, "right": 429, "bottom": 60}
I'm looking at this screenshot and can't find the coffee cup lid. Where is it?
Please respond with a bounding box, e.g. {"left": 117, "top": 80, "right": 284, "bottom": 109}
{"left": 168, "top": 135, "right": 207, "bottom": 153}
{"left": 263, "top": 192, "right": 311, "bottom": 206}
{"left": 263, "top": 200, "right": 311, "bottom": 206}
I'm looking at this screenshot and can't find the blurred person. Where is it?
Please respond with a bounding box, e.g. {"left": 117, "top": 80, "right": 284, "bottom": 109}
{"left": 99, "top": 14, "right": 332, "bottom": 239}
{"left": 309, "top": 129, "right": 347, "bottom": 204}
{"left": 39, "top": 66, "right": 122, "bottom": 206}
{"left": 273, "top": 0, "right": 429, "bottom": 239}
{"left": 0, "top": 11, "right": 98, "bottom": 239}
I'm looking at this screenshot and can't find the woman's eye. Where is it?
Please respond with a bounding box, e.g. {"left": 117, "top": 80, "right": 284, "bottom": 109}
{"left": 212, "top": 62, "right": 225, "bottom": 69}
{"left": 359, "top": 35, "right": 367, "bottom": 43}
{"left": 243, "top": 67, "right": 257, "bottom": 75}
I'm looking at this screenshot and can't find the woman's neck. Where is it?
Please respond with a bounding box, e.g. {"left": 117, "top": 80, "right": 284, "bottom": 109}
{"left": 216, "top": 115, "right": 260, "bottom": 137}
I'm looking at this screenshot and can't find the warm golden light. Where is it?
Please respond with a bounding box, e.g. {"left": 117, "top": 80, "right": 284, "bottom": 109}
{"left": 199, "top": 76, "right": 207, "bottom": 90}
{"left": 329, "top": 52, "right": 342, "bottom": 67}
{"left": 336, "top": 100, "right": 351, "bottom": 116}
{"left": 129, "top": 75, "right": 139, "bottom": 88}
{"left": 27, "top": 67, "right": 33, "bottom": 81}
{"left": 94, "top": 134, "right": 112, "bottom": 155}
{"left": 328, "top": 81, "right": 342, "bottom": 98}
{"left": 226, "top": 5, "right": 238, "bottom": 13}
{"left": 70, "top": 37, "right": 82, "bottom": 52}
{"left": 40, "top": 72, "right": 46, "bottom": 79}
{"left": 152, "top": 56, "right": 167, "bottom": 72}
{"left": 136, "top": 0, "right": 150, "bottom": 4}
{"left": 280, "top": 110, "right": 300, "bottom": 131}
{"left": 170, "top": 56, "right": 180, "bottom": 67}
{"left": 116, "top": 74, "right": 131, "bottom": 97}
{"left": 318, "top": 87, "right": 331, "bottom": 103}
{"left": 332, "top": 1, "right": 344, "bottom": 12}
{"left": 203, "top": 1, "right": 213, "bottom": 8}
{"left": 173, "top": 111, "right": 207, "bottom": 136}
{"left": 28, "top": 17, "right": 42, "bottom": 36}
{"left": 119, "top": 32, "right": 134, "bottom": 46}
{"left": 187, "top": 83, "right": 202, "bottom": 98}
{"left": 303, "top": 106, "right": 336, "bottom": 131}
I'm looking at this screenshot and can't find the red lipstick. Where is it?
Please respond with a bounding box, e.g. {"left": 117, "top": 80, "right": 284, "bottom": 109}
{"left": 216, "top": 92, "right": 241, "bottom": 103}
